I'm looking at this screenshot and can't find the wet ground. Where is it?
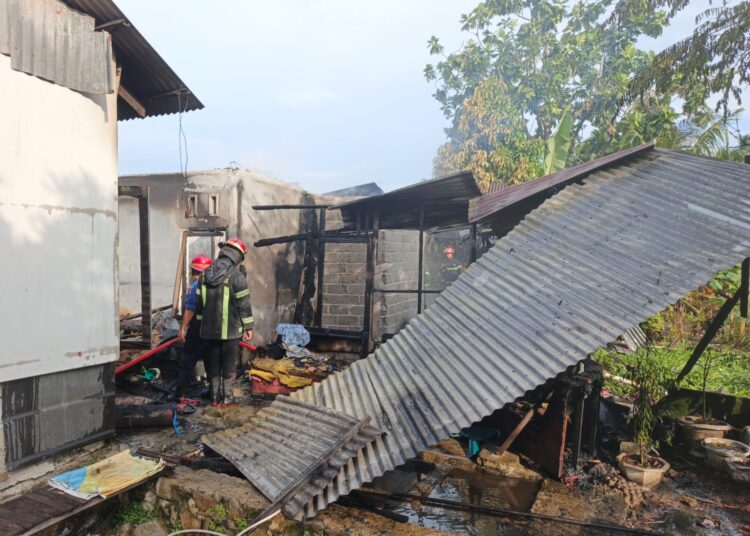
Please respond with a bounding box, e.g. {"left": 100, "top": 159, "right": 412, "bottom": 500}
{"left": 384, "top": 468, "right": 537, "bottom": 535}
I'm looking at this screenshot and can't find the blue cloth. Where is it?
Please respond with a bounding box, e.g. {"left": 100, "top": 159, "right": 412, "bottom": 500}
{"left": 185, "top": 279, "right": 199, "bottom": 311}
{"left": 276, "top": 324, "right": 310, "bottom": 347}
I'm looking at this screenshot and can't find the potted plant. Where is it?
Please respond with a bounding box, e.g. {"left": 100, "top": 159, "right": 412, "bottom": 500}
{"left": 617, "top": 349, "right": 671, "bottom": 488}
{"left": 677, "top": 350, "right": 732, "bottom": 449}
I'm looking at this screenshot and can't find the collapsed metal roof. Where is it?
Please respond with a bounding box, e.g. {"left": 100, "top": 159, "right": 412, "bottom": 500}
{"left": 334, "top": 171, "right": 481, "bottom": 230}
{"left": 218, "top": 147, "right": 750, "bottom": 518}
{"left": 202, "top": 397, "right": 380, "bottom": 519}
{"left": 63, "top": 0, "right": 203, "bottom": 120}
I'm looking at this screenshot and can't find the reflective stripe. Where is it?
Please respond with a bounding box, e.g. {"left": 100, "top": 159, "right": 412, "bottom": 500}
{"left": 221, "top": 284, "right": 230, "bottom": 339}
{"left": 200, "top": 284, "right": 207, "bottom": 307}
{"left": 241, "top": 316, "right": 254, "bottom": 325}
{"left": 196, "top": 314, "right": 203, "bottom": 320}
{"left": 235, "top": 288, "right": 250, "bottom": 299}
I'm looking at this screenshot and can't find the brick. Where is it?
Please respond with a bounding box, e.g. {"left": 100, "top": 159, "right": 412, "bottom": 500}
{"left": 324, "top": 283, "right": 346, "bottom": 294}
{"left": 324, "top": 293, "right": 351, "bottom": 305}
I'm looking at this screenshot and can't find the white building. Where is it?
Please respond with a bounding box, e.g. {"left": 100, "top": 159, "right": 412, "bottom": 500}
{"left": 0, "top": 0, "right": 200, "bottom": 482}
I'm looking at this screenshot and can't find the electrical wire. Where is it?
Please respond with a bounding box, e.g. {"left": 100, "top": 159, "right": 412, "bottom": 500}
{"left": 177, "top": 90, "right": 190, "bottom": 178}
{"left": 165, "top": 508, "right": 281, "bottom": 536}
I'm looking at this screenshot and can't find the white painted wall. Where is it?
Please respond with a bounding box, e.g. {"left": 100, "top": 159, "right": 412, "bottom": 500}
{"left": 0, "top": 53, "right": 119, "bottom": 382}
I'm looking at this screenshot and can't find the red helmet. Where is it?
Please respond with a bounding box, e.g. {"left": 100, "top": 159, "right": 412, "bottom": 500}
{"left": 225, "top": 237, "right": 247, "bottom": 256}
{"left": 190, "top": 254, "right": 212, "bottom": 272}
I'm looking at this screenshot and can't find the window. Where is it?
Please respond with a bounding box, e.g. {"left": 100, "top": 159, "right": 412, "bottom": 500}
{"left": 208, "top": 194, "right": 219, "bottom": 216}
{"left": 187, "top": 195, "right": 198, "bottom": 217}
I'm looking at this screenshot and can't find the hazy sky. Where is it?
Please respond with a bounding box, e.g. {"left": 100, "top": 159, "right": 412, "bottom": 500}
{"left": 117, "top": 1, "right": 746, "bottom": 194}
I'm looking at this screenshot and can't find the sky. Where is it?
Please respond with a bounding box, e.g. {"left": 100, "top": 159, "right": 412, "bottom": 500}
{"left": 117, "top": 1, "right": 747, "bottom": 194}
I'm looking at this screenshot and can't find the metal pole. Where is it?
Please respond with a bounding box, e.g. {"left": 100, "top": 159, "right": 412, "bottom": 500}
{"left": 470, "top": 222, "right": 477, "bottom": 264}
{"left": 362, "top": 212, "right": 378, "bottom": 358}
{"left": 571, "top": 389, "right": 585, "bottom": 468}
{"left": 417, "top": 205, "right": 425, "bottom": 314}
{"left": 138, "top": 190, "right": 152, "bottom": 346}
{"left": 314, "top": 208, "right": 327, "bottom": 328}
{"left": 741, "top": 257, "right": 749, "bottom": 320}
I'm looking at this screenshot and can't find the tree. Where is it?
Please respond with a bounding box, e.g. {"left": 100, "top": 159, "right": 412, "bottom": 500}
{"left": 427, "top": 0, "right": 749, "bottom": 187}
{"left": 426, "top": 0, "right": 672, "bottom": 187}
{"left": 631, "top": 1, "right": 750, "bottom": 117}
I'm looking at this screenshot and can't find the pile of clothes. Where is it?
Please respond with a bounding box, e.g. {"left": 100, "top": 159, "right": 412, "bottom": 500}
{"left": 248, "top": 324, "right": 334, "bottom": 394}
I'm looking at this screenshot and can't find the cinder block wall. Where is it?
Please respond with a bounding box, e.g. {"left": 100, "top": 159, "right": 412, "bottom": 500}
{"left": 377, "top": 230, "right": 419, "bottom": 337}
{"left": 321, "top": 241, "right": 367, "bottom": 329}
{"left": 321, "top": 226, "right": 419, "bottom": 341}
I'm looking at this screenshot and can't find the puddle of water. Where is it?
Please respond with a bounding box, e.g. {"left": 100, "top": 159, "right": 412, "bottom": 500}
{"left": 384, "top": 467, "right": 539, "bottom": 535}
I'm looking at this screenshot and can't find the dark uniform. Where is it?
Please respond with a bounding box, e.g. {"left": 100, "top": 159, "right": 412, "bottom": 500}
{"left": 195, "top": 245, "right": 254, "bottom": 404}
{"left": 439, "top": 259, "right": 463, "bottom": 285}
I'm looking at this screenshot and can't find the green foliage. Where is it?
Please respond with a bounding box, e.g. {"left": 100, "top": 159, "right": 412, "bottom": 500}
{"left": 595, "top": 345, "right": 750, "bottom": 400}
{"left": 630, "top": 1, "right": 750, "bottom": 117}
{"left": 111, "top": 504, "right": 158, "bottom": 529}
{"left": 234, "top": 517, "right": 249, "bottom": 530}
{"left": 426, "top": 0, "right": 671, "bottom": 185}
{"left": 206, "top": 502, "right": 229, "bottom": 532}
{"left": 628, "top": 348, "right": 672, "bottom": 464}
{"left": 427, "top": 0, "right": 750, "bottom": 186}
{"left": 544, "top": 107, "right": 573, "bottom": 174}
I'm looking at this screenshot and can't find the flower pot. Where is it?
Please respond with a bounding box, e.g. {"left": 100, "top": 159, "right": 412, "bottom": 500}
{"left": 702, "top": 437, "right": 750, "bottom": 468}
{"left": 724, "top": 456, "right": 750, "bottom": 483}
{"left": 678, "top": 416, "right": 732, "bottom": 456}
{"left": 616, "top": 452, "right": 670, "bottom": 488}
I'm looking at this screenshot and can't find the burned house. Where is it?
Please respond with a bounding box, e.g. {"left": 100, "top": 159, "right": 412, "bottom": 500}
{"left": 0, "top": 0, "right": 199, "bottom": 485}
{"left": 204, "top": 144, "right": 750, "bottom": 520}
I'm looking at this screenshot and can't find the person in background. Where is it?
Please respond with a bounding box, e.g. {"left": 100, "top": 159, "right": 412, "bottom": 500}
{"left": 439, "top": 245, "right": 464, "bottom": 286}
{"left": 175, "top": 254, "right": 212, "bottom": 400}
{"left": 195, "top": 238, "right": 254, "bottom": 406}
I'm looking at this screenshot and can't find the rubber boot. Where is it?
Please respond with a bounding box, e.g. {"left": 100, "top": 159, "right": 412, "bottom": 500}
{"left": 209, "top": 377, "right": 221, "bottom": 407}
{"left": 222, "top": 378, "right": 234, "bottom": 406}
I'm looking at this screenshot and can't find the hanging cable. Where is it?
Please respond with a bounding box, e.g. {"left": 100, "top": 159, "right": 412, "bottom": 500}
{"left": 177, "top": 90, "right": 190, "bottom": 178}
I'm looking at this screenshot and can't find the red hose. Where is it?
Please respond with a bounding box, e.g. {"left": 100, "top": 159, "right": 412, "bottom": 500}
{"left": 116, "top": 338, "right": 257, "bottom": 376}
{"left": 239, "top": 341, "right": 257, "bottom": 352}
{"left": 115, "top": 338, "right": 178, "bottom": 375}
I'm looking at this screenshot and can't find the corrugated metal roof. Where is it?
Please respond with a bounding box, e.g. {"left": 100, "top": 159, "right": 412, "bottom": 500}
{"left": 286, "top": 148, "right": 750, "bottom": 517}
{"left": 62, "top": 0, "right": 203, "bottom": 120}
{"left": 1, "top": 0, "right": 201, "bottom": 119}
{"left": 202, "top": 396, "right": 381, "bottom": 519}
{"left": 0, "top": 0, "right": 114, "bottom": 94}
{"left": 335, "top": 171, "right": 481, "bottom": 230}
{"left": 469, "top": 143, "right": 654, "bottom": 237}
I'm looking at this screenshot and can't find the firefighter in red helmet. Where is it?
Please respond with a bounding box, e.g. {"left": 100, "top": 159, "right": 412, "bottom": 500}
{"left": 174, "top": 254, "right": 212, "bottom": 399}
{"left": 195, "top": 238, "right": 254, "bottom": 406}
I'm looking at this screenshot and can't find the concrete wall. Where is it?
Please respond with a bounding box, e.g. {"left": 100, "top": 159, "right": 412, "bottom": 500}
{"left": 0, "top": 53, "right": 119, "bottom": 382}
{"left": 0, "top": 51, "right": 118, "bottom": 476}
{"left": 119, "top": 170, "right": 329, "bottom": 345}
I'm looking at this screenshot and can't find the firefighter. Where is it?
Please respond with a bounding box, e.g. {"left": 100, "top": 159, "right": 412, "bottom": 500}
{"left": 439, "top": 245, "right": 463, "bottom": 285}
{"left": 195, "top": 238, "right": 254, "bottom": 406}
{"left": 175, "top": 254, "right": 212, "bottom": 400}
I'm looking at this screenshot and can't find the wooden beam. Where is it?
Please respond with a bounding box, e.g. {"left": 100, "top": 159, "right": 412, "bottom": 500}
{"left": 118, "top": 84, "right": 146, "bottom": 118}
{"left": 497, "top": 408, "right": 535, "bottom": 455}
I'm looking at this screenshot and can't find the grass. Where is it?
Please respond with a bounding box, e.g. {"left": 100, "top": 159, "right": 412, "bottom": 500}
{"left": 593, "top": 344, "right": 750, "bottom": 399}
{"left": 111, "top": 503, "right": 158, "bottom": 529}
